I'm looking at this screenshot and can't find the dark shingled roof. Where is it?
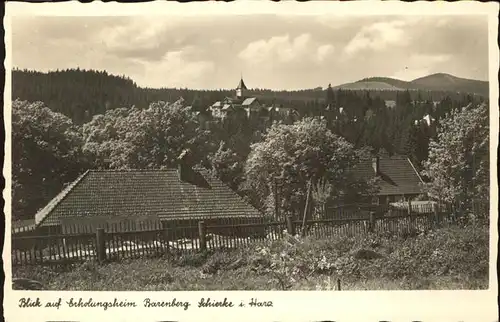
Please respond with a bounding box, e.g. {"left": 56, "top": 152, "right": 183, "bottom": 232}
{"left": 35, "top": 168, "right": 263, "bottom": 227}
{"left": 352, "top": 156, "right": 424, "bottom": 196}
{"left": 12, "top": 219, "right": 36, "bottom": 229}
{"left": 12, "top": 219, "right": 36, "bottom": 233}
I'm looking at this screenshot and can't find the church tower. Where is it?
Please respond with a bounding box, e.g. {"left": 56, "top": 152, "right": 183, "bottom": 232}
{"left": 236, "top": 77, "right": 248, "bottom": 99}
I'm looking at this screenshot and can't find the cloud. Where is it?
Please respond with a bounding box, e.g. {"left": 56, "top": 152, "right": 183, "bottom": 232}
{"left": 11, "top": 15, "right": 488, "bottom": 90}
{"left": 12, "top": 16, "right": 131, "bottom": 43}
{"left": 238, "top": 33, "right": 334, "bottom": 66}
{"left": 135, "top": 48, "right": 215, "bottom": 88}
{"left": 436, "top": 18, "right": 450, "bottom": 27}
{"left": 105, "top": 20, "right": 168, "bottom": 49}
{"left": 316, "top": 44, "right": 335, "bottom": 62}
{"left": 211, "top": 38, "right": 226, "bottom": 45}
{"left": 391, "top": 54, "right": 452, "bottom": 81}
{"left": 344, "top": 20, "right": 409, "bottom": 55}
{"left": 238, "top": 34, "right": 307, "bottom": 64}
{"left": 103, "top": 18, "right": 196, "bottom": 62}
{"left": 315, "top": 15, "right": 365, "bottom": 31}
{"left": 411, "top": 53, "right": 451, "bottom": 65}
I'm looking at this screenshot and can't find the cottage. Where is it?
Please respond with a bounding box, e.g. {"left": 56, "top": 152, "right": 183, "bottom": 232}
{"left": 352, "top": 155, "right": 425, "bottom": 204}
{"left": 33, "top": 152, "right": 265, "bottom": 237}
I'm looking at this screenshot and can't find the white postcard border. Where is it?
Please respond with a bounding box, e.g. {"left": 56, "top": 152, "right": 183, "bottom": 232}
{"left": 3, "top": 1, "right": 499, "bottom": 322}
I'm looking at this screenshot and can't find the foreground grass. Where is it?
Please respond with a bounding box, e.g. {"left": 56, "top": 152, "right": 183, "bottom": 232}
{"left": 13, "top": 222, "right": 489, "bottom": 291}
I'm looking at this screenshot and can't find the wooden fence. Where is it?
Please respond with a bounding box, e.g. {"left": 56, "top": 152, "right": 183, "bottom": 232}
{"left": 12, "top": 232, "right": 98, "bottom": 266}
{"left": 11, "top": 204, "right": 457, "bottom": 267}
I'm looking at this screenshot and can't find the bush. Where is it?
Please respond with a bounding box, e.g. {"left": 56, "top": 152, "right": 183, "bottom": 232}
{"left": 227, "top": 222, "right": 489, "bottom": 289}
{"left": 202, "top": 251, "right": 244, "bottom": 274}
{"left": 356, "top": 221, "right": 489, "bottom": 281}
{"left": 173, "top": 251, "right": 211, "bottom": 268}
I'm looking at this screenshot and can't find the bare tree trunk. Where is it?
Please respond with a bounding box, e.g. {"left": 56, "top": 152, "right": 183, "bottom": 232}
{"left": 301, "top": 180, "right": 312, "bottom": 237}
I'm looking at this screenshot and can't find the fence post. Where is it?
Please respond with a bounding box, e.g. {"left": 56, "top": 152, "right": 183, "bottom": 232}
{"left": 368, "top": 212, "right": 376, "bottom": 233}
{"left": 286, "top": 215, "right": 295, "bottom": 236}
{"left": 407, "top": 198, "right": 412, "bottom": 215}
{"left": 198, "top": 221, "right": 207, "bottom": 251}
{"left": 433, "top": 202, "right": 440, "bottom": 226}
{"left": 96, "top": 228, "right": 106, "bottom": 263}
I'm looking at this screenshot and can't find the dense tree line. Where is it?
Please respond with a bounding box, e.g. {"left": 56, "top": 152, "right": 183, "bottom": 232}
{"left": 13, "top": 68, "right": 484, "bottom": 124}
{"left": 11, "top": 69, "right": 489, "bottom": 221}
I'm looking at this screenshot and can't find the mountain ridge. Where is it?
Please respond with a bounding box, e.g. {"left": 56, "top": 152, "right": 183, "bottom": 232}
{"left": 335, "top": 73, "right": 488, "bottom": 96}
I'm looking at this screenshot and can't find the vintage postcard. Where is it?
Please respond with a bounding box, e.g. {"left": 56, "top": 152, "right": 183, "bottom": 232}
{"left": 3, "top": 1, "right": 499, "bottom": 321}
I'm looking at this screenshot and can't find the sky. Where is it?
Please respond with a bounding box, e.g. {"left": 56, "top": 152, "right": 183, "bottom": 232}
{"left": 11, "top": 14, "right": 489, "bottom": 90}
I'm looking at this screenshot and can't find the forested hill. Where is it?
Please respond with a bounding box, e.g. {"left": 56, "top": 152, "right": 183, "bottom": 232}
{"left": 337, "top": 73, "right": 489, "bottom": 97}
{"left": 12, "top": 68, "right": 487, "bottom": 124}
{"left": 11, "top": 69, "right": 214, "bottom": 123}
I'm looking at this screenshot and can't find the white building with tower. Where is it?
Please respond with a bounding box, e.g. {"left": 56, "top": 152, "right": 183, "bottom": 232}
{"left": 209, "top": 77, "right": 263, "bottom": 120}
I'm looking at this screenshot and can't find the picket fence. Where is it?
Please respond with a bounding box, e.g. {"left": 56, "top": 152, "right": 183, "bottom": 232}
{"left": 11, "top": 203, "right": 456, "bottom": 267}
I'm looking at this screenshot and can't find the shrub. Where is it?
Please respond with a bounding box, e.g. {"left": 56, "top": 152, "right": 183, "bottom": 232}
{"left": 202, "top": 251, "right": 243, "bottom": 274}
{"left": 173, "top": 251, "right": 211, "bottom": 268}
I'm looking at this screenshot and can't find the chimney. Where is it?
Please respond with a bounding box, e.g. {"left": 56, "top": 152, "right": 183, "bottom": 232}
{"left": 372, "top": 156, "right": 380, "bottom": 175}
{"left": 177, "top": 149, "right": 192, "bottom": 181}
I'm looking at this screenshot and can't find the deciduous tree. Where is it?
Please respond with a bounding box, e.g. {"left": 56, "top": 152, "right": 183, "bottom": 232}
{"left": 244, "top": 118, "right": 377, "bottom": 218}
{"left": 422, "top": 103, "right": 489, "bottom": 213}
{"left": 12, "top": 99, "right": 87, "bottom": 220}
{"left": 82, "top": 100, "right": 212, "bottom": 169}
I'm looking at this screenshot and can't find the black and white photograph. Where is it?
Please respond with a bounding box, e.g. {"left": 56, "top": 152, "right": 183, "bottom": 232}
{"left": 3, "top": 2, "right": 497, "bottom": 315}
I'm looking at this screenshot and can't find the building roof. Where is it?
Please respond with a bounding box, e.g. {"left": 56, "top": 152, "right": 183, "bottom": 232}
{"left": 241, "top": 97, "right": 258, "bottom": 106}
{"left": 35, "top": 168, "right": 263, "bottom": 227}
{"left": 385, "top": 100, "right": 397, "bottom": 108}
{"left": 275, "top": 106, "right": 296, "bottom": 115}
{"left": 12, "top": 219, "right": 36, "bottom": 233}
{"left": 351, "top": 156, "right": 424, "bottom": 196}
{"left": 12, "top": 219, "right": 36, "bottom": 229}
{"left": 223, "top": 97, "right": 234, "bottom": 104}
{"left": 423, "top": 114, "right": 435, "bottom": 126}
{"left": 236, "top": 78, "right": 247, "bottom": 90}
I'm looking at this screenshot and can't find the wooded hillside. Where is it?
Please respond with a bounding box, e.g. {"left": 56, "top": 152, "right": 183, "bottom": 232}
{"left": 10, "top": 68, "right": 489, "bottom": 222}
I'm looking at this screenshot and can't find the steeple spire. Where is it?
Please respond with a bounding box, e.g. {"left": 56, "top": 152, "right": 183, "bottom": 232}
{"left": 236, "top": 75, "right": 248, "bottom": 98}
{"left": 236, "top": 78, "right": 247, "bottom": 90}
